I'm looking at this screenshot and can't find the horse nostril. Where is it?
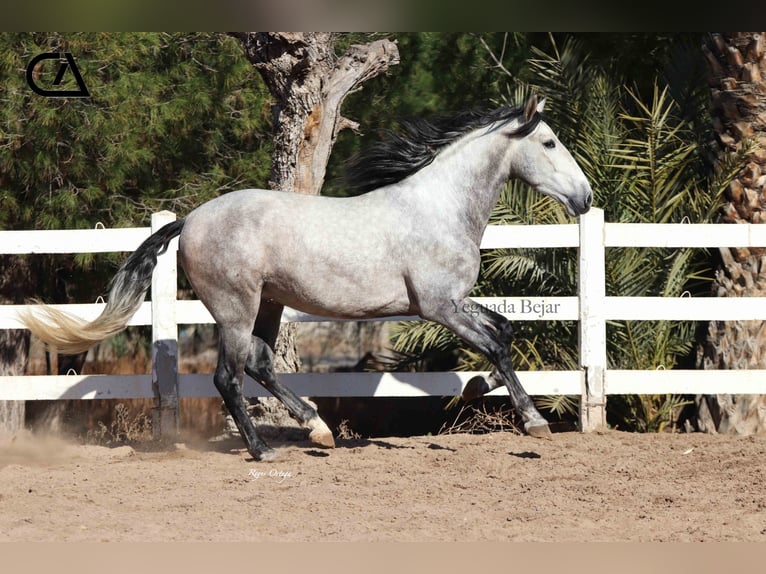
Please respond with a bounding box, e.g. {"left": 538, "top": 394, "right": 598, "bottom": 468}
{"left": 585, "top": 191, "right": 593, "bottom": 208}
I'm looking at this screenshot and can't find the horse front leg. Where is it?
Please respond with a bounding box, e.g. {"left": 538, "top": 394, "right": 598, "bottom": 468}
{"left": 424, "top": 298, "right": 551, "bottom": 438}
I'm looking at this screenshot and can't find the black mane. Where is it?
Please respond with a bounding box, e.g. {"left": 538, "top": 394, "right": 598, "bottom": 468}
{"left": 344, "top": 105, "right": 539, "bottom": 193}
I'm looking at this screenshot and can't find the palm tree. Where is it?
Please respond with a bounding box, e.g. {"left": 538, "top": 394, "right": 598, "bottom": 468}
{"left": 697, "top": 32, "right": 766, "bottom": 434}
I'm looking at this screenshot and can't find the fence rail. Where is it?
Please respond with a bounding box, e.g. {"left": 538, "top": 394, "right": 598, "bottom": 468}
{"left": 2, "top": 208, "right": 765, "bottom": 435}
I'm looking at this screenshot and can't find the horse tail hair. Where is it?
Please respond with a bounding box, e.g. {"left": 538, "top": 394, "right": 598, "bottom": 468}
{"left": 20, "top": 219, "right": 186, "bottom": 355}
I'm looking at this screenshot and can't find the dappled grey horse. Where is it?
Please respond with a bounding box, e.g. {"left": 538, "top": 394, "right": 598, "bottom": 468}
{"left": 22, "top": 95, "right": 592, "bottom": 460}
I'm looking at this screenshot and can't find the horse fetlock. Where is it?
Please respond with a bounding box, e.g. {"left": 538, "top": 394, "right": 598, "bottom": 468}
{"left": 241, "top": 427, "right": 279, "bottom": 461}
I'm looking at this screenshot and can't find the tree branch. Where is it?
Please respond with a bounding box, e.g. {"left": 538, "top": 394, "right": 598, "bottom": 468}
{"left": 478, "top": 33, "right": 514, "bottom": 80}
{"left": 232, "top": 32, "right": 399, "bottom": 194}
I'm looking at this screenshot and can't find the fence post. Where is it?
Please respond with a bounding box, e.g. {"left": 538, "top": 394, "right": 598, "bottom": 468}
{"left": 578, "top": 207, "right": 607, "bottom": 431}
{"left": 150, "top": 211, "right": 180, "bottom": 441}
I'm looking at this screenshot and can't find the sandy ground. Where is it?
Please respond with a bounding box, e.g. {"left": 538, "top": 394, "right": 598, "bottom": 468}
{"left": 1, "top": 429, "right": 765, "bottom": 542}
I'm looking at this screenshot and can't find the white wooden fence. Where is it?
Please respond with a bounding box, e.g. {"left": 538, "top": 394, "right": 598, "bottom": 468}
{"left": 1, "top": 207, "right": 765, "bottom": 436}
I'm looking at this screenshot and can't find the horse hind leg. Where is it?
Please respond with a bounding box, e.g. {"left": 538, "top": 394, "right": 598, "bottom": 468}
{"left": 461, "top": 322, "right": 512, "bottom": 401}
{"left": 246, "top": 301, "right": 335, "bottom": 449}
{"left": 215, "top": 323, "right": 277, "bottom": 461}
{"left": 461, "top": 371, "right": 503, "bottom": 402}
{"left": 245, "top": 336, "right": 335, "bottom": 449}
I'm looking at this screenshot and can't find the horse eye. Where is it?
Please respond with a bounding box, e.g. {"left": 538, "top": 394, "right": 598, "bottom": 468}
{"left": 543, "top": 140, "right": 556, "bottom": 149}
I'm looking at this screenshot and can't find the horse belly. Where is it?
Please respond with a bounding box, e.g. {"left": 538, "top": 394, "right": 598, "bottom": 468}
{"left": 263, "top": 259, "right": 413, "bottom": 320}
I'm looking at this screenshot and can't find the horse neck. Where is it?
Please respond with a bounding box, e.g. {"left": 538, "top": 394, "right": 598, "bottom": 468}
{"left": 410, "top": 131, "right": 511, "bottom": 244}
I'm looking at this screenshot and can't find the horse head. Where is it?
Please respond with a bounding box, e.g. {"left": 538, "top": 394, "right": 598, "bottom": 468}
{"left": 503, "top": 95, "right": 592, "bottom": 217}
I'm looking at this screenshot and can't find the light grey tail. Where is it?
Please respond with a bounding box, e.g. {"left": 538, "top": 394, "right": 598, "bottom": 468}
{"left": 21, "top": 219, "right": 185, "bottom": 354}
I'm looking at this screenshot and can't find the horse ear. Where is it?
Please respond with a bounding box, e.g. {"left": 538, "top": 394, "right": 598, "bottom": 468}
{"left": 524, "top": 94, "right": 538, "bottom": 124}
{"left": 536, "top": 97, "right": 546, "bottom": 114}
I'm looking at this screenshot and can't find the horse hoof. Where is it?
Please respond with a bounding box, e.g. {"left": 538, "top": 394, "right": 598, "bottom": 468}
{"left": 525, "top": 422, "right": 553, "bottom": 440}
{"left": 309, "top": 429, "right": 336, "bottom": 449}
{"left": 461, "top": 375, "right": 489, "bottom": 401}
{"left": 253, "top": 447, "right": 279, "bottom": 461}
{"left": 307, "top": 417, "right": 335, "bottom": 448}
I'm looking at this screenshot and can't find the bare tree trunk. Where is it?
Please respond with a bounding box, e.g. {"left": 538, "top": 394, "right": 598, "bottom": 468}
{"left": 233, "top": 33, "right": 399, "bottom": 195}
{"left": 0, "top": 330, "right": 28, "bottom": 434}
{"left": 227, "top": 32, "right": 399, "bottom": 433}
{"left": 0, "top": 255, "right": 33, "bottom": 435}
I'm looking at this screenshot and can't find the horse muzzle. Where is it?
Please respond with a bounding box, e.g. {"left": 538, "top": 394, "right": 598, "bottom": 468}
{"left": 567, "top": 187, "right": 592, "bottom": 216}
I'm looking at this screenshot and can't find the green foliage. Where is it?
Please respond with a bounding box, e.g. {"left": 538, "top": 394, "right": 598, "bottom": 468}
{"left": 603, "top": 85, "right": 711, "bottom": 372}
{"left": 609, "top": 393, "right": 693, "bottom": 433}
{"left": 0, "top": 32, "right": 272, "bottom": 303}
{"left": 522, "top": 38, "right": 744, "bottom": 431}
{"left": 0, "top": 32, "right": 271, "bottom": 233}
